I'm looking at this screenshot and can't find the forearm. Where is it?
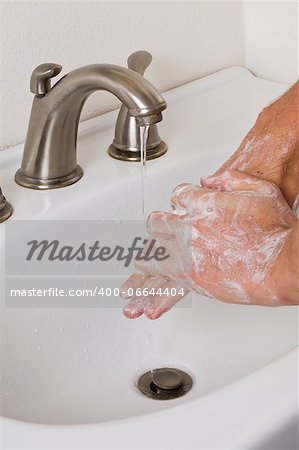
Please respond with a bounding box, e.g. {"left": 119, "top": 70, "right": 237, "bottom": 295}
{"left": 215, "top": 82, "right": 299, "bottom": 206}
{"left": 269, "top": 221, "right": 299, "bottom": 305}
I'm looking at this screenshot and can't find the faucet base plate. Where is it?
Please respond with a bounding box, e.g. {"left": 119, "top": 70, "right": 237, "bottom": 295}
{"left": 15, "top": 165, "right": 83, "bottom": 190}
{"left": 0, "top": 201, "right": 13, "bottom": 224}
{"left": 108, "top": 141, "right": 167, "bottom": 162}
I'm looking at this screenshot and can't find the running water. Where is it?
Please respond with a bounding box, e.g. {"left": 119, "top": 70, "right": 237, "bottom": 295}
{"left": 139, "top": 125, "right": 150, "bottom": 220}
{"left": 139, "top": 126, "right": 155, "bottom": 363}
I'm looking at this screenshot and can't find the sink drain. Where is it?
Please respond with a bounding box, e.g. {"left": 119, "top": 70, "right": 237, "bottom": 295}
{"left": 137, "top": 367, "right": 193, "bottom": 400}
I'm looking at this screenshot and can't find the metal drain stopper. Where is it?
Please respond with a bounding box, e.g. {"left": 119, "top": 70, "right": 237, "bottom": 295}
{"left": 137, "top": 367, "right": 193, "bottom": 400}
{"left": 152, "top": 368, "right": 183, "bottom": 391}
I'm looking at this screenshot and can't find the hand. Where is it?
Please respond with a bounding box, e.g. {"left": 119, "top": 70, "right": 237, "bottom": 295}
{"left": 216, "top": 82, "right": 299, "bottom": 207}
{"left": 120, "top": 170, "right": 299, "bottom": 319}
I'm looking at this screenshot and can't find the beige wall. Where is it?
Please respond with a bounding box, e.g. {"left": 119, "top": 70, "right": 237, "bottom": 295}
{"left": 0, "top": 1, "right": 245, "bottom": 150}
{"left": 0, "top": 1, "right": 297, "bottom": 150}
{"left": 244, "top": 1, "right": 298, "bottom": 84}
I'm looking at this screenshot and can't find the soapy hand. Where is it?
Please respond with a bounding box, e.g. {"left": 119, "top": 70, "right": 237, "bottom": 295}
{"left": 215, "top": 81, "right": 298, "bottom": 207}
{"left": 120, "top": 170, "right": 299, "bottom": 319}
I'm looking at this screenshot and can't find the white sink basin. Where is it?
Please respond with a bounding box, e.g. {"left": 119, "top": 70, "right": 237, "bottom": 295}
{"left": 0, "top": 67, "right": 298, "bottom": 449}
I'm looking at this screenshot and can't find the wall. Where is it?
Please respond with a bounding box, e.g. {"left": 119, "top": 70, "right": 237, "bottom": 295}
{"left": 0, "top": 1, "right": 297, "bottom": 151}
{"left": 0, "top": 1, "right": 245, "bottom": 150}
{"left": 244, "top": 1, "right": 298, "bottom": 84}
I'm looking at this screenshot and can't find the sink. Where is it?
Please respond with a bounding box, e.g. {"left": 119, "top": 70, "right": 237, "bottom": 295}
{"left": 0, "top": 67, "right": 298, "bottom": 449}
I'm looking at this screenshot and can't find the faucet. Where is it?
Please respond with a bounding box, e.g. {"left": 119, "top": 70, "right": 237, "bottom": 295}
{"left": 0, "top": 188, "right": 13, "bottom": 223}
{"left": 108, "top": 51, "right": 167, "bottom": 161}
{"left": 15, "top": 59, "right": 167, "bottom": 190}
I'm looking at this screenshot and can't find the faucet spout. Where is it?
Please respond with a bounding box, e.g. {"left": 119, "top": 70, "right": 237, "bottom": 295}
{"left": 15, "top": 63, "right": 167, "bottom": 190}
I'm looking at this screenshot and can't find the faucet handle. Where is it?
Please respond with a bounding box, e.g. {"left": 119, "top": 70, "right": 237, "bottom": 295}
{"left": 127, "top": 51, "right": 152, "bottom": 76}
{"left": 30, "top": 63, "right": 62, "bottom": 96}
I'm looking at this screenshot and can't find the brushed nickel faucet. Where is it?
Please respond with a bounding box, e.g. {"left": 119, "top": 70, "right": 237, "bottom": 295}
{"left": 0, "top": 188, "right": 13, "bottom": 223}
{"left": 108, "top": 51, "right": 167, "bottom": 161}
{"left": 15, "top": 56, "right": 167, "bottom": 190}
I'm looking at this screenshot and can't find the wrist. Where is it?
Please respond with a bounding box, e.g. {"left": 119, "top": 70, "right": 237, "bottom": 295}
{"left": 216, "top": 104, "right": 298, "bottom": 206}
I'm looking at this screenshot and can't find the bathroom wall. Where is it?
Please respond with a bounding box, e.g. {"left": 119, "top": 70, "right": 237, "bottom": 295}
{"left": 0, "top": 1, "right": 245, "bottom": 150}
{"left": 244, "top": 1, "right": 298, "bottom": 84}
{"left": 0, "top": 1, "right": 297, "bottom": 151}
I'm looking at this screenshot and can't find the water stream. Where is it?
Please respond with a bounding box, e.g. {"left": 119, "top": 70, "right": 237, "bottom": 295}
{"left": 139, "top": 126, "right": 157, "bottom": 363}
{"left": 139, "top": 125, "right": 150, "bottom": 221}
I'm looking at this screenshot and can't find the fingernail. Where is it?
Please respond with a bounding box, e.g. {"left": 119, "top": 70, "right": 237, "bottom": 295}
{"left": 123, "top": 306, "right": 143, "bottom": 319}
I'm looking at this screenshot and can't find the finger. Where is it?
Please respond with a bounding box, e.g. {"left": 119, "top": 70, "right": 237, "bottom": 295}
{"left": 201, "top": 170, "right": 279, "bottom": 195}
{"left": 170, "top": 183, "right": 211, "bottom": 211}
{"left": 146, "top": 211, "right": 182, "bottom": 237}
{"left": 170, "top": 183, "right": 193, "bottom": 211}
{"left": 147, "top": 211, "right": 193, "bottom": 258}
{"left": 172, "top": 186, "right": 223, "bottom": 218}
{"left": 134, "top": 247, "right": 176, "bottom": 277}
{"left": 144, "top": 280, "right": 189, "bottom": 319}
{"left": 122, "top": 297, "right": 146, "bottom": 319}
{"left": 123, "top": 276, "right": 167, "bottom": 319}
{"left": 134, "top": 237, "right": 173, "bottom": 276}
{"left": 134, "top": 235, "right": 192, "bottom": 280}
{"left": 119, "top": 273, "right": 150, "bottom": 299}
